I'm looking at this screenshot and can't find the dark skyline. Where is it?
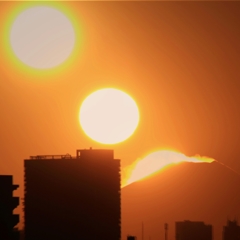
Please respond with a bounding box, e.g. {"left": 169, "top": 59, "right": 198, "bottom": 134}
{"left": 1, "top": 158, "right": 240, "bottom": 240}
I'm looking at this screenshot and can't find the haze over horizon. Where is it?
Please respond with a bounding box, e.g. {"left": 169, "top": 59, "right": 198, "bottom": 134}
{"left": 0, "top": 1, "right": 240, "bottom": 239}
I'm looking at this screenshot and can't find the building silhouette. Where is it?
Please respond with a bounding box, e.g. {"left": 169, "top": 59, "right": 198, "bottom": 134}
{"left": 165, "top": 223, "right": 168, "bottom": 240}
{"left": 0, "top": 175, "right": 19, "bottom": 240}
{"left": 175, "top": 220, "right": 212, "bottom": 240}
{"left": 127, "top": 235, "right": 137, "bottom": 240}
{"left": 223, "top": 219, "right": 240, "bottom": 240}
{"left": 24, "top": 148, "right": 121, "bottom": 240}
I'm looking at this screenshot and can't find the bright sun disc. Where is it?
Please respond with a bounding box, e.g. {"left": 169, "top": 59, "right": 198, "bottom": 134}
{"left": 10, "top": 6, "right": 75, "bottom": 69}
{"left": 79, "top": 88, "right": 139, "bottom": 144}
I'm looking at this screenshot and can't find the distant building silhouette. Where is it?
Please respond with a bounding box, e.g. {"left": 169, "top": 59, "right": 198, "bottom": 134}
{"left": 175, "top": 220, "right": 212, "bottom": 240}
{"left": 165, "top": 223, "right": 168, "bottom": 240}
{"left": 24, "top": 148, "right": 121, "bottom": 240}
{"left": 0, "top": 175, "right": 19, "bottom": 240}
{"left": 127, "top": 235, "right": 137, "bottom": 240}
{"left": 223, "top": 219, "right": 240, "bottom": 240}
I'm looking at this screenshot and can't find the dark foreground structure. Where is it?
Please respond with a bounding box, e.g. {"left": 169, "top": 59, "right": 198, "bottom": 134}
{"left": 223, "top": 219, "right": 240, "bottom": 240}
{"left": 0, "top": 175, "right": 19, "bottom": 240}
{"left": 175, "top": 220, "right": 212, "bottom": 240}
{"left": 127, "top": 236, "right": 137, "bottom": 240}
{"left": 24, "top": 149, "right": 121, "bottom": 240}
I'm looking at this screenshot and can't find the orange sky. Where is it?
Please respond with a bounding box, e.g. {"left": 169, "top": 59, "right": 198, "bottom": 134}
{"left": 0, "top": 0, "right": 240, "bottom": 232}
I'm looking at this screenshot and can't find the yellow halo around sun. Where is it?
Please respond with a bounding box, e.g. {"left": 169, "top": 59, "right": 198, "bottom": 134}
{"left": 10, "top": 6, "right": 75, "bottom": 69}
{"left": 3, "top": 2, "right": 83, "bottom": 76}
{"left": 79, "top": 88, "right": 140, "bottom": 144}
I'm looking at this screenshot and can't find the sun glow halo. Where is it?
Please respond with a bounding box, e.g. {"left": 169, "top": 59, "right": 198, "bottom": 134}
{"left": 79, "top": 88, "right": 139, "bottom": 144}
{"left": 10, "top": 6, "right": 75, "bottom": 69}
{"left": 3, "top": 2, "right": 83, "bottom": 76}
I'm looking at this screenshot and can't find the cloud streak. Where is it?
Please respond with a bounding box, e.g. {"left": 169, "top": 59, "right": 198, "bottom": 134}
{"left": 122, "top": 150, "right": 214, "bottom": 187}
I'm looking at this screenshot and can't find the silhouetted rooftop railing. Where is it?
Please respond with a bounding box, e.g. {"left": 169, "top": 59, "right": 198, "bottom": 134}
{"left": 29, "top": 154, "right": 72, "bottom": 159}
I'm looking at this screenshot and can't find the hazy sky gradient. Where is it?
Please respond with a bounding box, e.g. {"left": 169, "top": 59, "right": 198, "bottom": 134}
{"left": 0, "top": 0, "right": 240, "bottom": 230}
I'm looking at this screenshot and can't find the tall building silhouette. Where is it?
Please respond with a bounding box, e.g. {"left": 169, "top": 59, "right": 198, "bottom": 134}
{"left": 24, "top": 148, "right": 121, "bottom": 240}
{"left": 0, "top": 175, "right": 19, "bottom": 240}
{"left": 223, "top": 219, "right": 240, "bottom": 240}
{"left": 175, "top": 220, "right": 212, "bottom": 240}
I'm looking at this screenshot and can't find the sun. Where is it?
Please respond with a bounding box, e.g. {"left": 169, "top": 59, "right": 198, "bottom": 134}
{"left": 9, "top": 5, "right": 76, "bottom": 69}
{"left": 79, "top": 88, "right": 140, "bottom": 144}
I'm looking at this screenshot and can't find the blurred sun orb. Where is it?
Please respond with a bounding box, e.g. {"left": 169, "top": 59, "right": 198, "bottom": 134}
{"left": 10, "top": 6, "right": 75, "bottom": 69}
{"left": 79, "top": 88, "right": 140, "bottom": 144}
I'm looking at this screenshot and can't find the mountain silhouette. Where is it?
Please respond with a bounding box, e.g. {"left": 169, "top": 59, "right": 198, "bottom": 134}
{"left": 121, "top": 162, "right": 240, "bottom": 240}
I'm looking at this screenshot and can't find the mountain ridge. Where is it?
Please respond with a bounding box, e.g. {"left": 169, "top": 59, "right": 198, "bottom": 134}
{"left": 121, "top": 161, "right": 240, "bottom": 240}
